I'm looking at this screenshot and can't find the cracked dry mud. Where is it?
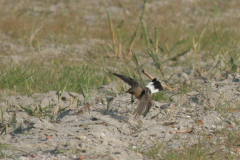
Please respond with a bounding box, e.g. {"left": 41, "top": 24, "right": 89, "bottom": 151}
{"left": 1, "top": 73, "right": 240, "bottom": 160}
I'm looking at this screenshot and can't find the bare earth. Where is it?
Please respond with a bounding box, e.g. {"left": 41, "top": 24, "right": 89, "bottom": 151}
{"left": 1, "top": 74, "right": 240, "bottom": 159}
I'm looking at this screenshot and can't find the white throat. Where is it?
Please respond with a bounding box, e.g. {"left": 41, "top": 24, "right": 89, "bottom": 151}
{"left": 146, "top": 82, "right": 159, "bottom": 94}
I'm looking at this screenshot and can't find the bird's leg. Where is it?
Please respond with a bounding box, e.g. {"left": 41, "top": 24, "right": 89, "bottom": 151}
{"left": 131, "top": 95, "right": 135, "bottom": 104}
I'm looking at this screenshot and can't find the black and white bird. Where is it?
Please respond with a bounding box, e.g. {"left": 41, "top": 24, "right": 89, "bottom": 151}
{"left": 110, "top": 72, "right": 163, "bottom": 118}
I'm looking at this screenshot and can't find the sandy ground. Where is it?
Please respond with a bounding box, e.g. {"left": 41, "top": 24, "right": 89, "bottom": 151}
{"left": 1, "top": 73, "right": 240, "bottom": 159}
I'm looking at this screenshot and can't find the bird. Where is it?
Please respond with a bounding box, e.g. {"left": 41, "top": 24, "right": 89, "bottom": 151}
{"left": 110, "top": 72, "right": 163, "bottom": 118}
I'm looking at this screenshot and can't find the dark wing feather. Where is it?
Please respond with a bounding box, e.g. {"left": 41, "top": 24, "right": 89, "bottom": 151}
{"left": 133, "top": 88, "right": 152, "bottom": 118}
{"left": 111, "top": 72, "right": 139, "bottom": 87}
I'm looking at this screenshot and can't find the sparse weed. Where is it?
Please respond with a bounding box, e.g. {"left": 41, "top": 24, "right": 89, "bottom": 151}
{"left": 152, "top": 92, "right": 169, "bottom": 102}
{"left": 140, "top": 133, "right": 240, "bottom": 160}
{"left": 19, "top": 103, "right": 51, "bottom": 119}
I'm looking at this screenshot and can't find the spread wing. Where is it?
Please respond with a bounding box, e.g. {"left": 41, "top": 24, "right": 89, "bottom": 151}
{"left": 111, "top": 72, "right": 139, "bottom": 87}
{"left": 133, "top": 88, "right": 152, "bottom": 118}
